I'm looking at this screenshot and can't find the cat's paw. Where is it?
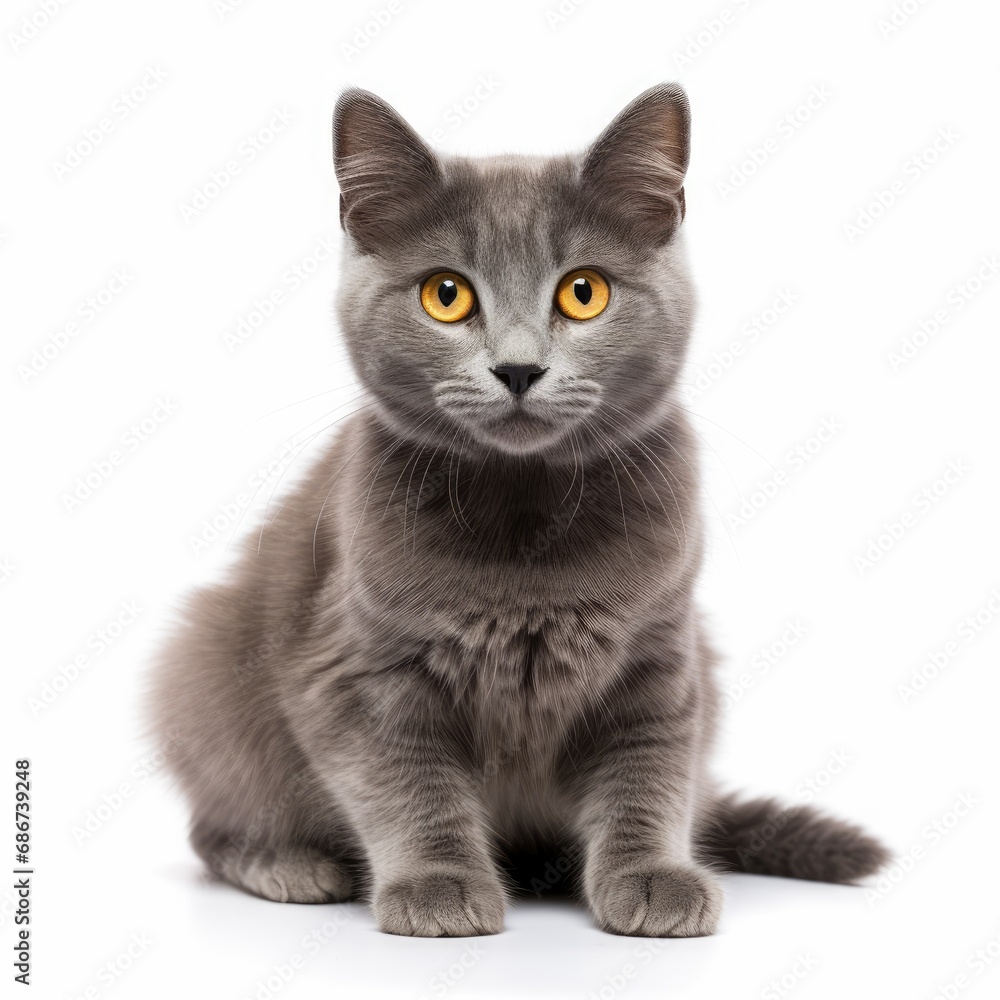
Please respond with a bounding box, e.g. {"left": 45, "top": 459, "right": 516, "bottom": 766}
{"left": 588, "top": 863, "right": 723, "bottom": 937}
{"left": 225, "top": 846, "right": 353, "bottom": 904}
{"left": 375, "top": 870, "right": 505, "bottom": 937}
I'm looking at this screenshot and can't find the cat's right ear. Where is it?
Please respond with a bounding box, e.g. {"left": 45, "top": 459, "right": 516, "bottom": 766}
{"left": 333, "top": 89, "right": 440, "bottom": 254}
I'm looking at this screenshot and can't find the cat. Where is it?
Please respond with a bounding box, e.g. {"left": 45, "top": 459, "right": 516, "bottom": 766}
{"left": 150, "top": 83, "right": 888, "bottom": 937}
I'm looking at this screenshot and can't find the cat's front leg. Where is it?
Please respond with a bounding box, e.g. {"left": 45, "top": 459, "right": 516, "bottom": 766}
{"left": 304, "top": 665, "right": 505, "bottom": 937}
{"left": 573, "top": 681, "right": 723, "bottom": 937}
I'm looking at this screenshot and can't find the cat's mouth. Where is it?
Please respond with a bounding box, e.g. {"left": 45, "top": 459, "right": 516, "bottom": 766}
{"left": 466, "top": 405, "right": 575, "bottom": 455}
{"left": 488, "top": 406, "right": 554, "bottom": 428}
{"left": 480, "top": 399, "right": 567, "bottom": 433}
{"left": 432, "top": 377, "right": 600, "bottom": 455}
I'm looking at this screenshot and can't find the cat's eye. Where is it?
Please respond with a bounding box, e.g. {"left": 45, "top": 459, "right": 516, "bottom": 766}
{"left": 555, "top": 269, "right": 610, "bottom": 321}
{"left": 420, "top": 272, "right": 476, "bottom": 323}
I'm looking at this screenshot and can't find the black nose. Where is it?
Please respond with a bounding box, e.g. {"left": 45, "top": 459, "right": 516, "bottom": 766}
{"left": 491, "top": 364, "right": 547, "bottom": 397}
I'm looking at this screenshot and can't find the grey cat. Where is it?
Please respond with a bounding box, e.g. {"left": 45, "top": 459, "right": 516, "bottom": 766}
{"left": 151, "top": 84, "right": 888, "bottom": 937}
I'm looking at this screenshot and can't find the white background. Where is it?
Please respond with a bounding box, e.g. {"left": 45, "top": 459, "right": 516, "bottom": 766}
{"left": 4, "top": 0, "right": 1000, "bottom": 997}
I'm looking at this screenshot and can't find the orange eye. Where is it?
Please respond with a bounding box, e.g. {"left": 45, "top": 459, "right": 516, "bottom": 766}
{"left": 556, "top": 268, "right": 610, "bottom": 320}
{"left": 420, "top": 272, "right": 476, "bottom": 322}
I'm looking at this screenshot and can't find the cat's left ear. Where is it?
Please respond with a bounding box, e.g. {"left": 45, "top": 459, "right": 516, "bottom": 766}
{"left": 333, "top": 89, "right": 440, "bottom": 253}
{"left": 581, "top": 84, "right": 690, "bottom": 243}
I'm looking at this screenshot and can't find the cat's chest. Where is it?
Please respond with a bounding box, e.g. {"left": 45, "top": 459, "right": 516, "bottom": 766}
{"left": 400, "top": 549, "right": 641, "bottom": 677}
{"left": 420, "top": 583, "right": 629, "bottom": 747}
{"left": 354, "top": 519, "right": 660, "bottom": 698}
{"left": 348, "top": 487, "right": 671, "bottom": 731}
{"left": 419, "top": 599, "right": 625, "bottom": 836}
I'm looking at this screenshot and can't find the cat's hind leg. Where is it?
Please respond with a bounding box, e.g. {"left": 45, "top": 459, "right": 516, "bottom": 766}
{"left": 193, "top": 826, "right": 354, "bottom": 903}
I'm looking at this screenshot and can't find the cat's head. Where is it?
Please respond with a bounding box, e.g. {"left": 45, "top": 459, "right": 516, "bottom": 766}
{"left": 333, "top": 85, "right": 694, "bottom": 461}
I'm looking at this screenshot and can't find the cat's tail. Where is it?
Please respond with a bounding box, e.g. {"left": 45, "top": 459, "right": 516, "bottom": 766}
{"left": 698, "top": 793, "right": 890, "bottom": 884}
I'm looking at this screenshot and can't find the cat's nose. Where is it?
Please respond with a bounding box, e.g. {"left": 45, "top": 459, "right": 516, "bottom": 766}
{"left": 490, "top": 364, "right": 547, "bottom": 397}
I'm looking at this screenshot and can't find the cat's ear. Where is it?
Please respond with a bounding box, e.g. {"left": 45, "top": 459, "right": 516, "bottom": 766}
{"left": 581, "top": 84, "right": 690, "bottom": 242}
{"left": 333, "top": 89, "right": 440, "bottom": 253}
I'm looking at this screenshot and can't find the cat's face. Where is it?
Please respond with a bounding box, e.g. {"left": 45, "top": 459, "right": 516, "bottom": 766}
{"left": 334, "top": 85, "right": 694, "bottom": 461}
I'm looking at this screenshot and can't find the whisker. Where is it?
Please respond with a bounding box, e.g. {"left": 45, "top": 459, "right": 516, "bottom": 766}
{"left": 257, "top": 394, "right": 375, "bottom": 550}
{"left": 602, "top": 443, "right": 633, "bottom": 560}
{"left": 214, "top": 394, "right": 374, "bottom": 556}
{"left": 565, "top": 429, "right": 586, "bottom": 537}
{"left": 447, "top": 430, "right": 477, "bottom": 535}
{"left": 557, "top": 430, "right": 580, "bottom": 509}
{"left": 380, "top": 410, "right": 443, "bottom": 518}
{"left": 677, "top": 403, "right": 785, "bottom": 481}
{"left": 311, "top": 435, "right": 372, "bottom": 578}
{"left": 348, "top": 432, "right": 408, "bottom": 551}
{"left": 246, "top": 381, "right": 364, "bottom": 427}
{"left": 411, "top": 439, "right": 444, "bottom": 553}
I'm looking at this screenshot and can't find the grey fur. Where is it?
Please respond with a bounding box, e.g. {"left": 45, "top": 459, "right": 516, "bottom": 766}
{"left": 150, "top": 84, "right": 888, "bottom": 937}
